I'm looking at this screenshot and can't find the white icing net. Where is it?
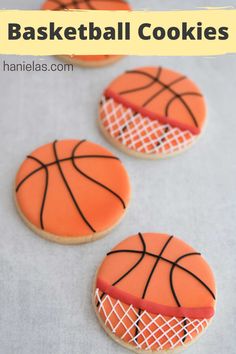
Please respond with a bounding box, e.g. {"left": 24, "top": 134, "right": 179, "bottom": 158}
{"left": 100, "top": 96, "right": 197, "bottom": 156}
{"left": 95, "top": 289, "right": 209, "bottom": 351}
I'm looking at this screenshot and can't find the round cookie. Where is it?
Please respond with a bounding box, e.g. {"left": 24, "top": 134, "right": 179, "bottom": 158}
{"left": 41, "top": 0, "right": 131, "bottom": 67}
{"left": 15, "top": 139, "right": 131, "bottom": 244}
{"left": 98, "top": 66, "right": 207, "bottom": 158}
{"left": 94, "top": 232, "right": 216, "bottom": 353}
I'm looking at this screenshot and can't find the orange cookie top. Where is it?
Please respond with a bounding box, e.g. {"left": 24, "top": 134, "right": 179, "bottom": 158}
{"left": 96, "top": 233, "right": 216, "bottom": 319}
{"left": 15, "top": 140, "right": 130, "bottom": 238}
{"left": 103, "top": 67, "right": 206, "bottom": 135}
{"left": 42, "top": 0, "right": 130, "bottom": 10}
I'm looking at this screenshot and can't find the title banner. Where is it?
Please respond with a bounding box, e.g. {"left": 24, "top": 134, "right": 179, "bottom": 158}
{"left": 0, "top": 9, "right": 235, "bottom": 55}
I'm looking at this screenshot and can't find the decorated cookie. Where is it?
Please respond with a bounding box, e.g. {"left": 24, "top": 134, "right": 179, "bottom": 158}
{"left": 15, "top": 139, "right": 130, "bottom": 244}
{"left": 98, "top": 66, "right": 207, "bottom": 158}
{"left": 94, "top": 232, "right": 216, "bottom": 353}
{"left": 41, "top": 0, "right": 131, "bottom": 67}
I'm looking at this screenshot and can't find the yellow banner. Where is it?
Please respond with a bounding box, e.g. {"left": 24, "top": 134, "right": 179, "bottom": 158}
{"left": 0, "top": 9, "right": 235, "bottom": 56}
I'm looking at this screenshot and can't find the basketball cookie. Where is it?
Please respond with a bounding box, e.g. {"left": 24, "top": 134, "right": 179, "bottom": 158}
{"left": 98, "top": 66, "right": 207, "bottom": 158}
{"left": 94, "top": 232, "right": 216, "bottom": 353}
{"left": 41, "top": 0, "right": 131, "bottom": 67}
{"left": 15, "top": 139, "right": 130, "bottom": 244}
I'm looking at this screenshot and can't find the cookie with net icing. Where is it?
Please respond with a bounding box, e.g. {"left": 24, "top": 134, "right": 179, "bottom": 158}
{"left": 94, "top": 232, "right": 216, "bottom": 353}
{"left": 98, "top": 66, "right": 207, "bottom": 158}
{"left": 42, "top": 0, "right": 131, "bottom": 67}
{"left": 15, "top": 139, "right": 131, "bottom": 244}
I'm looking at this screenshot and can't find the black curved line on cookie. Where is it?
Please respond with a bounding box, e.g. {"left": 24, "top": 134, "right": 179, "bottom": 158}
{"left": 142, "top": 235, "right": 173, "bottom": 300}
{"left": 153, "top": 67, "right": 172, "bottom": 147}
{"left": 113, "top": 233, "right": 146, "bottom": 286}
{"left": 79, "top": 155, "right": 119, "bottom": 160}
{"left": 157, "top": 80, "right": 199, "bottom": 128}
{"left": 142, "top": 76, "right": 186, "bottom": 107}
{"left": 49, "top": 0, "right": 126, "bottom": 10}
{"left": 117, "top": 69, "right": 200, "bottom": 128}
{"left": 53, "top": 140, "right": 96, "bottom": 233}
{"left": 50, "top": 1, "right": 81, "bottom": 10}
{"left": 16, "top": 147, "right": 119, "bottom": 192}
{"left": 71, "top": 138, "right": 87, "bottom": 151}
{"left": 49, "top": 0, "right": 81, "bottom": 9}
{"left": 72, "top": 142, "right": 126, "bottom": 209}
{"left": 134, "top": 235, "right": 173, "bottom": 340}
{"left": 170, "top": 252, "right": 201, "bottom": 306}
{"left": 125, "top": 69, "right": 158, "bottom": 81}
{"left": 118, "top": 70, "right": 172, "bottom": 144}
{"left": 170, "top": 252, "right": 201, "bottom": 343}
{"left": 119, "top": 68, "right": 162, "bottom": 96}
{"left": 27, "top": 155, "right": 49, "bottom": 230}
{"left": 107, "top": 249, "right": 215, "bottom": 300}
{"left": 86, "top": 0, "right": 96, "bottom": 9}
{"left": 48, "top": 0, "right": 71, "bottom": 9}
{"left": 119, "top": 79, "right": 156, "bottom": 96}
{"left": 156, "top": 66, "right": 162, "bottom": 80}
{"left": 96, "top": 233, "right": 146, "bottom": 307}
{"left": 165, "top": 92, "right": 202, "bottom": 117}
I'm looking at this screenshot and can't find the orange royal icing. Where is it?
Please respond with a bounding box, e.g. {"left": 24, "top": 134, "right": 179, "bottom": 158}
{"left": 15, "top": 140, "right": 130, "bottom": 238}
{"left": 99, "top": 66, "right": 207, "bottom": 156}
{"left": 41, "top": 0, "right": 131, "bottom": 63}
{"left": 95, "top": 233, "right": 216, "bottom": 351}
